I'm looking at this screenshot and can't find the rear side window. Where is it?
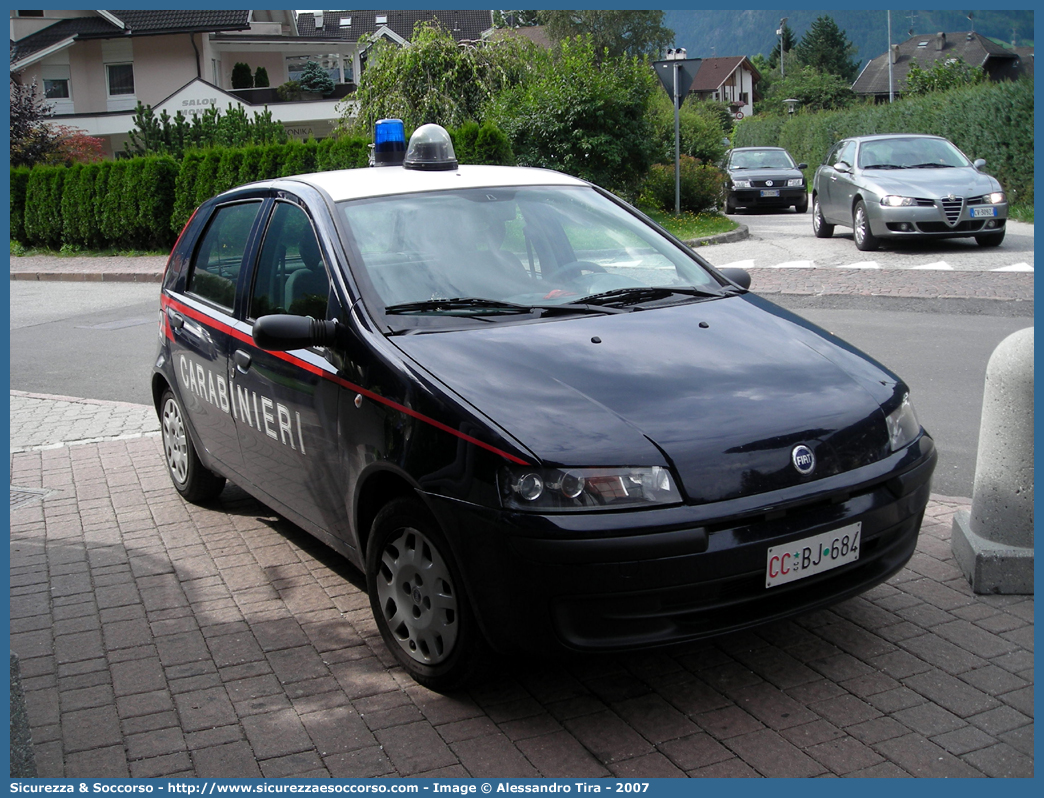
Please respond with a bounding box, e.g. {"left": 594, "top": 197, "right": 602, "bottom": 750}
{"left": 187, "top": 202, "right": 262, "bottom": 310}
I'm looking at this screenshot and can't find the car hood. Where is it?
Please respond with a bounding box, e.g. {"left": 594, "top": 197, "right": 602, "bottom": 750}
{"left": 856, "top": 166, "right": 1001, "bottom": 198}
{"left": 730, "top": 167, "right": 803, "bottom": 183}
{"left": 392, "top": 296, "right": 901, "bottom": 504}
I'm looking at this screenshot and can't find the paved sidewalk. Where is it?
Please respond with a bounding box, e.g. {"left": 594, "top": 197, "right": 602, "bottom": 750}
{"left": 8, "top": 392, "right": 1034, "bottom": 778}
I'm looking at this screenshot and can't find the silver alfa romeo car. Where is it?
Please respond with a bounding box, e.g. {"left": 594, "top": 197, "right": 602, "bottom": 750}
{"left": 812, "top": 134, "right": 1008, "bottom": 250}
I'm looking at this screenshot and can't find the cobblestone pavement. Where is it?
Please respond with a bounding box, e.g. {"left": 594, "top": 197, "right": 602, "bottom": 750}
{"left": 8, "top": 393, "right": 1034, "bottom": 778}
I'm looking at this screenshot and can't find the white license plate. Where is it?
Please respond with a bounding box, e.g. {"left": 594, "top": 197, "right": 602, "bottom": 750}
{"left": 760, "top": 189, "right": 780, "bottom": 197}
{"left": 972, "top": 206, "right": 998, "bottom": 218}
{"left": 766, "top": 523, "right": 861, "bottom": 588}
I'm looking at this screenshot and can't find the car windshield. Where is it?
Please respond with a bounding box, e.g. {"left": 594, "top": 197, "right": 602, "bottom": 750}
{"left": 730, "top": 150, "right": 795, "bottom": 169}
{"left": 337, "top": 186, "right": 723, "bottom": 322}
{"left": 857, "top": 138, "right": 971, "bottom": 169}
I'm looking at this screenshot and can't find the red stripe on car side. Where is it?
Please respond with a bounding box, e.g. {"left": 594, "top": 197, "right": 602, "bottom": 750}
{"left": 160, "top": 295, "right": 530, "bottom": 466}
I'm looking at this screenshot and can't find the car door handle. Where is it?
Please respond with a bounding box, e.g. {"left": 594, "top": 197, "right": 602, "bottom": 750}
{"left": 234, "top": 350, "right": 252, "bottom": 372}
{"left": 166, "top": 309, "right": 184, "bottom": 331}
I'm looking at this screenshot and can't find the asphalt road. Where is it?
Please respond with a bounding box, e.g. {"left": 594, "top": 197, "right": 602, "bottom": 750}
{"left": 703, "top": 207, "right": 1034, "bottom": 272}
{"left": 9, "top": 279, "right": 1030, "bottom": 497}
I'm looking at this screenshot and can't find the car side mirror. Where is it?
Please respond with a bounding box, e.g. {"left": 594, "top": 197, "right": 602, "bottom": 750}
{"left": 718, "top": 267, "right": 751, "bottom": 290}
{"left": 833, "top": 162, "right": 851, "bottom": 174}
{"left": 797, "top": 163, "right": 808, "bottom": 170}
{"left": 973, "top": 158, "right": 986, "bottom": 169}
{"left": 253, "top": 314, "right": 341, "bottom": 351}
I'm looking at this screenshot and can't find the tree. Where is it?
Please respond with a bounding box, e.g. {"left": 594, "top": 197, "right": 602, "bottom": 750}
{"left": 10, "top": 76, "right": 61, "bottom": 166}
{"left": 904, "top": 58, "right": 987, "bottom": 96}
{"left": 539, "top": 10, "right": 673, "bottom": 60}
{"left": 231, "top": 62, "right": 254, "bottom": 90}
{"left": 299, "top": 61, "right": 334, "bottom": 94}
{"left": 759, "top": 66, "right": 856, "bottom": 114}
{"left": 254, "top": 66, "right": 270, "bottom": 88}
{"left": 343, "top": 22, "right": 535, "bottom": 132}
{"left": 794, "top": 15, "right": 860, "bottom": 83}
{"left": 487, "top": 37, "right": 658, "bottom": 194}
{"left": 766, "top": 22, "right": 797, "bottom": 71}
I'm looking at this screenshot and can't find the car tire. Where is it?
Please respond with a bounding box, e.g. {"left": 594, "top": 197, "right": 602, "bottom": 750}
{"left": 367, "top": 498, "right": 484, "bottom": 692}
{"left": 724, "top": 193, "right": 737, "bottom": 214}
{"left": 812, "top": 195, "right": 834, "bottom": 238}
{"left": 160, "top": 388, "right": 226, "bottom": 503}
{"left": 975, "top": 230, "right": 1005, "bottom": 247}
{"left": 795, "top": 195, "right": 809, "bottom": 214}
{"left": 853, "top": 200, "right": 879, "bottom": 252}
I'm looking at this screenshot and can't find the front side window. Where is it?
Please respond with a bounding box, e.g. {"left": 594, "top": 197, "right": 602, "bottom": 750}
{"left": 338, "top": 186, "right": 722, "bottom": 324}
{"left": 250, "top": 203, "right": 331, "bottom": 320}
{"left": 106, "top": 63, "right": 134, "bottom": 96}
{"left": 187, "top": 202, "right": 262, "bottom": 310}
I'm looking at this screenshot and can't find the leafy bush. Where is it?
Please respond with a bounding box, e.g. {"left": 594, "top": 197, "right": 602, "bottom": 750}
{"left": 254, "top": 66, "right": 270, "bottom": 88}
{"left": 231, "top": 62, "right": 254, "bottom": 90}
{"left": 23, "top": 167, "right": 65, "bottom": 247}
{"left": 316, "top": 136, "right": 370, "bottom": 171}
{"left": 488, "top": 36, "right": 657, "bottom": 195}
{"left": 640, "top": 155, "right": 725, "bottom": 215}
{"left": 277, "top": 81, "right": 303, "bottom": 102}
{"left": 10, "top": 167, "right": 31, "bottom": 243}
{"left": 648, "top": 93, "right": 729, "bottom": 166}
{"left": 451, "top": 122, "right": 514, "bottom": 165}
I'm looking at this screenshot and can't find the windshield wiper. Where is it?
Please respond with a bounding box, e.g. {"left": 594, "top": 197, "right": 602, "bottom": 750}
{"left": 864, "top": 164, "right": 905, "bottom": 169}
{"left": 579, "top": 286, "right": 723, "bottom": 308}
{"left": 384, "top": 297, "right": 624, "bottom": 317}
{"left": 909, "top": 162, "right": 953, "bottom": 168}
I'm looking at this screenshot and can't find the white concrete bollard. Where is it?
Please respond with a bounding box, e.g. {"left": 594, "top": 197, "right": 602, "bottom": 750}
{"left": 951, "top": 327, "right": 1034, "bottom": 593}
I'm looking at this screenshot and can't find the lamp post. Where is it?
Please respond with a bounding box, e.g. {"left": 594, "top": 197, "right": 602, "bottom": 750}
{"left": 783, "top": 98, "right": 799, "bottom": 116}
{"left": 777, "top": 17, "right": 788, "bottom": 77}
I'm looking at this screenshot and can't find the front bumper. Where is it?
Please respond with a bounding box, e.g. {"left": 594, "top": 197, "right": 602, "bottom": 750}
{"left": 428, "top": 437, "right": 936, "bottom": 654}
{"left": 731, "top": 187, "right": 806, "bottom": 208}
{"left": 869, "top": 201, "right": 1008, "bottom": 238}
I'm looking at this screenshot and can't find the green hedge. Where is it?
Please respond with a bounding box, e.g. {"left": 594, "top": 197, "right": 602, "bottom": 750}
{"left": 734, "top": 79, "right": 1033, "bottom": 203}
{"left": 13, "top": 123, "right": 515, "bottom": 249}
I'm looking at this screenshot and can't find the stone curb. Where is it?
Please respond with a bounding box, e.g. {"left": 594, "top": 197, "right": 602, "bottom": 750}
{"left": 10, "top": 271, "right": 162, "bottom": 283}
{"left": 684, "top": 224, "right": 750, "bottom": 248}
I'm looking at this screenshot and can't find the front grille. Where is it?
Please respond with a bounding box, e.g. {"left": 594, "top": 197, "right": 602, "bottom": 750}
{"left": 940, "top": 197, "right": 964, "bottom": 225}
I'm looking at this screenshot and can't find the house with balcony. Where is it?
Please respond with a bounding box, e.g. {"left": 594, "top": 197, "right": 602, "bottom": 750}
{"left": 10, "top": 9, "right": 494, "bottom": 157}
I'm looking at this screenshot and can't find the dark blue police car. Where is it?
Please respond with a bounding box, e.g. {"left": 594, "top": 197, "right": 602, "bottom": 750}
{"left": 153, "top": 123, "right": 936, "bottom": 690}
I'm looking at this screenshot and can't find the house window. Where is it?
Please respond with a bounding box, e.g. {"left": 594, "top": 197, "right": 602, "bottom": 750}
{"left": 106, "top": 63, "right": 135, "bottom": 96}
{"left": 286, "top": 54, "right": 343, "bottom": 85}
{"left": 17, "top": 10, "right": 44, "bottom": 17}
{"left": 340, "top": 17, "right": 351, "bottom": 27}
{"left": 376, "top": 15, "right": 387, "bottom": 24}
{"left": 739, "top": 91, "right": 749, "bottom": 104}
{"left": 44, "top": 78, "right": 70, "bottom": 99}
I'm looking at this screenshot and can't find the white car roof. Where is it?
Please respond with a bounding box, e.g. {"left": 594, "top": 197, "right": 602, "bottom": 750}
{"left": 271, "top": 164, "right": 589, "bottom": 202}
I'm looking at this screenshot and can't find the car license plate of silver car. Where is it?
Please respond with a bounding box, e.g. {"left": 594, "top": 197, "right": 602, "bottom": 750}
{"left": 972, "top": 206, "right": 998, "bottom": 218}
{"left": 760, "top": 189, "right": 780, "bottom": 197}
{"left": 765, "top": 523, "right": 861, "bottom": 588}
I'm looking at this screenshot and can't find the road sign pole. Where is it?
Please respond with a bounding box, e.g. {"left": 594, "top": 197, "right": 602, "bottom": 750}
{"left": 674, "top": 64, "right": 681, "bottom": 215}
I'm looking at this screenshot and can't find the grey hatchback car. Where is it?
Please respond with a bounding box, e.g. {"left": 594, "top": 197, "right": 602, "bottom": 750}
{"left": 812, "top": 134, "right": 1007, "bottom": 250}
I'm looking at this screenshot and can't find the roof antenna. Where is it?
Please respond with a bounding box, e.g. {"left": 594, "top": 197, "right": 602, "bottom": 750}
{"left": 967, "top": 11, "right": 975, "bottom": 34}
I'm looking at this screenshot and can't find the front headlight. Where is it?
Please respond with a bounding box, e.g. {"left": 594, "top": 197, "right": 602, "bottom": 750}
{"left": 880, "top": 195, "right": 916, "bottom": 207}
{"left": 732, "top": 179, "right": 751, "bottom": 189}
{"left": 787, "top": 178, "right": 804, "bottom": 187}
{"left": 984, "top": 191, "right": 1006, "bottom": 205}
{"left": 885, "top": 393, "right": 921, "bottom": 451}
{"left": 500, "top": 466, "right": 682, "bottom": 512}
